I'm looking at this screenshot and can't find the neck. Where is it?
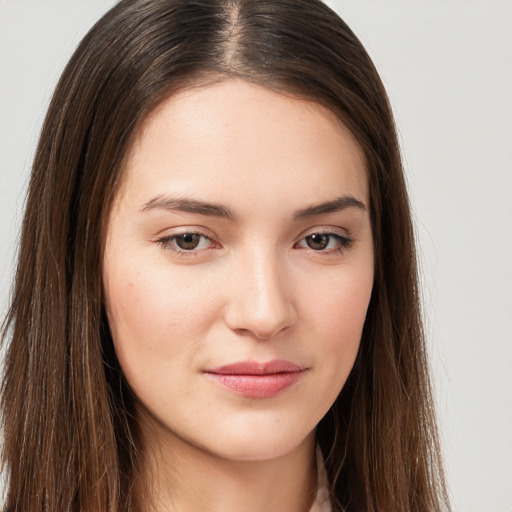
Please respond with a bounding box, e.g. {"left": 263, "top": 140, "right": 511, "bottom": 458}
{"left": 136, "top": 426, "right": 318, "bottom": 512}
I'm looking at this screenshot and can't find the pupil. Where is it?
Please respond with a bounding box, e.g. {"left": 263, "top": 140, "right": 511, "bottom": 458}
{"left": 307, "top": 234, "right": 329, "bottom": 250}
{"left": 177, "top": 233, "right": 200, "bottom": 250}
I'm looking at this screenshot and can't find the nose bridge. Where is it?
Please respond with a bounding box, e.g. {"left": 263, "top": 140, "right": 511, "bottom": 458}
{"left": 224, "top": 243, "right": 296, "bottom": 339}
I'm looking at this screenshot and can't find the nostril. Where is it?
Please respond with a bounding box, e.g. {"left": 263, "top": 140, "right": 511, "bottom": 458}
{"left": 221, "top": 257, "right": 298, "bottom": 339}
{"left": 223, "top": 301, "right": 297, "bottom": 340}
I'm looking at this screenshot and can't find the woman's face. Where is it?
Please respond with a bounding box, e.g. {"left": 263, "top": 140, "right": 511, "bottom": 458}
{"left": 103, "top": 80, "right": 374, "bottom": 461}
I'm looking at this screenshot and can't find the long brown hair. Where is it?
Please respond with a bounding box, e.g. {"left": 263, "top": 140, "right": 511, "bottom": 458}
{"left": 1, "top": 1, "right": 450, "bottom": 511}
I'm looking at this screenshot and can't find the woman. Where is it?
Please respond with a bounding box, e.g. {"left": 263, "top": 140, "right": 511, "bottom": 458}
{"left": 1, "top": 0, "right": 450, "bottom": 511}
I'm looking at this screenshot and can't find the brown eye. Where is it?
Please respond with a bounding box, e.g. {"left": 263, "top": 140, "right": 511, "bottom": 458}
{"left": 156, "top": 231, "right": 217, "bottom": 256}
{"left": 175, "top": 233, "right": 202, "bottom": 250}
{"left": 296, "top": 232, "right": 353, "bottom": 253}
{"left": 305, "top": 233, "right": 330, "bottom": 250}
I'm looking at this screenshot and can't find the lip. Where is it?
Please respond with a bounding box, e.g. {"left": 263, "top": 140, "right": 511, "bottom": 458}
{"left": 203, "top": 359, "right": 306, "bottom": 398}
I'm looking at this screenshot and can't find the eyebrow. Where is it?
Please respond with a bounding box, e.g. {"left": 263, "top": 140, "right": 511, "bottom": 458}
{"left": 140, "top": 194, "right": 367, "bottom": 221}
{"left": 140, "top": 196, "right": 237, "bottom": 220}
{"left": 293, "top": 195, "right": 367, "bottom": 220}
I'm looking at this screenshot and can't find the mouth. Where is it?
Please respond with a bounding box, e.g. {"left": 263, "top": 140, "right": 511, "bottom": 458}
{"left": 203, "top": 359, "right": 306, "bottom": 399}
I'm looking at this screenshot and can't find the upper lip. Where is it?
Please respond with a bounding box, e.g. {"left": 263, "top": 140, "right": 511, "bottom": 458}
{"left": 205, "top": 359, "right": 305, "bottom": 375}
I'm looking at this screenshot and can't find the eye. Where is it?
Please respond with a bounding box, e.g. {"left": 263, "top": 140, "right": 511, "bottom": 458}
{"left": 156, "top": 231, "right": 216, "bottom": 255}
{"left": 295, "top": 232, "right": 353, "bottom": 253}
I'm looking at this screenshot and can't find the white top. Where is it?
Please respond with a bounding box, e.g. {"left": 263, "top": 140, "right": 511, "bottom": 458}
{"left": 309, "top": 445, "right": 332, "bottom": 512}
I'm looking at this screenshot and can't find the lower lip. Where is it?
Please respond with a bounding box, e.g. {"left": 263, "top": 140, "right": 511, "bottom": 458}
{"left": 205, "top": 372, "right": 302, "bottom": 398}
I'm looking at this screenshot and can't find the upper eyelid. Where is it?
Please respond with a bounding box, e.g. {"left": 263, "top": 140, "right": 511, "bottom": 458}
{"left": 295, "top": 225, "right": 352, "bottom": 241}
{"left": 154, "top": 226, "right": 352, "bottom": 239}
{"left": 154, "top": 225, "right": 353, "bottom": 245}
{"left": 154, "top": 225, "right": 216, "bottom": 239}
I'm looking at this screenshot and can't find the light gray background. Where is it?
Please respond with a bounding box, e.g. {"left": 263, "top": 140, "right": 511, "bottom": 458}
{"left": 1, "top": 1, "right": 511, "bottom": 510}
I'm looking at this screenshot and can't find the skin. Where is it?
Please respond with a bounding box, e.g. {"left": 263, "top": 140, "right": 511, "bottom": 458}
{"left": 103, "top": 79, "right": 374, "bottom": 512}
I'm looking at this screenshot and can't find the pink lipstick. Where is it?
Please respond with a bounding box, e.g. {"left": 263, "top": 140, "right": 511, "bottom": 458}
{"left": 204, "top": 360, "right": 305, "bottom": 398}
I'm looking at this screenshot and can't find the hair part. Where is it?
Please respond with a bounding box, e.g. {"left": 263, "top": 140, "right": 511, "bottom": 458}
{"left": 1, "top": 1, "right": 449, "bottom": 511}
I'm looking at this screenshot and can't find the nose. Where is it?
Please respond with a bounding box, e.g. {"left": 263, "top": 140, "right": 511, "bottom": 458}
{"left": 222, "top": 250, "right": 297, "bottom": 340}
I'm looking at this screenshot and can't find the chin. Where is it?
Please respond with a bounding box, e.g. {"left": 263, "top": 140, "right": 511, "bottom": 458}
{"left": 196, "top": 420, "right": 315, "bottom": 462}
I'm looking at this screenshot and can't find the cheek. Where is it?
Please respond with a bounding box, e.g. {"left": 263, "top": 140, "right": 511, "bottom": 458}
{"left": 307, "top": 263, "right": 372, "bottom": 335}
{"left": 103, "top": 255, "right": 222, "bottom": 381}
{"left": 301, "top": 266, "right": 373, "bottom": 390}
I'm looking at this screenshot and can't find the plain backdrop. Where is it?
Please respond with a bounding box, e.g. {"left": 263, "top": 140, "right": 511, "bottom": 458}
{"left": 1, "top": 1, "right": 511, "bottom": 511}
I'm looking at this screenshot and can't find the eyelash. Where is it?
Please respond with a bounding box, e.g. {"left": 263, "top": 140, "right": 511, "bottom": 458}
{"left": 156, "top": 230, "right": 354, "bottom": 257}
{"left": 294, "top": 232, "right": 353, "bottom": 254}
{"left": 156, "top": 231, "right": 216, "bottom": 257}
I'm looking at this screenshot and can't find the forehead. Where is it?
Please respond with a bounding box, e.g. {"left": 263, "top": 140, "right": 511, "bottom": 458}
{"left": 118, "top": 79, "right": 368, "bottom": 212}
